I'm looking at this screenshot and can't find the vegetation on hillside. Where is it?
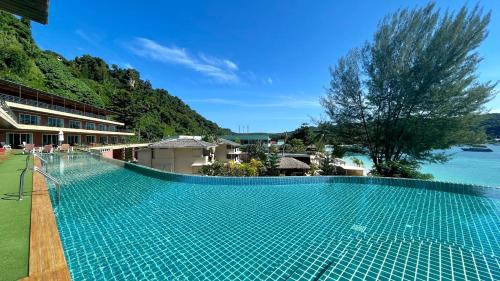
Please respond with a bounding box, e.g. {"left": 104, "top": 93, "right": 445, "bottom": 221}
{"left": 0, "top": 12, "right": 230, "bottom": 140}
{"left": 477, "top": 113, "right": 500, "bottom": 140}
{"left": 320, "top": 3, "right": 496, "bottom": 178}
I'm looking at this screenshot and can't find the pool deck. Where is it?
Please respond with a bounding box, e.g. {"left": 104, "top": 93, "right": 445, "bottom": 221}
{"left": 21, "top": 157, "right": 70, "bottom": 281}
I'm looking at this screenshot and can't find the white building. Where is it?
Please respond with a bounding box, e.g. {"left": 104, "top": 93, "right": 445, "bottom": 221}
{"left": 137, "top": 136, "right": 216, "bottom": 174}
{"left": 215, "top": 138, "right": 242, "bottom": 163}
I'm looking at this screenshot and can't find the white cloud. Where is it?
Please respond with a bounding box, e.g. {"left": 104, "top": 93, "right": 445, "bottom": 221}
{"left": 75, "top": 29, "right": 101, "bottom": 45}
{"left": 129, "top": 38, "right": 239, "bottom": 83}
{"left": 490, "top": 108, "right": 500, "bottom": 113}
{"left": 199, "top": 54, "right": 238, "bottom": 71}
{"left": 188, "top": 95, "right": 320, "bottom": 109}
{"left": 266, "top": 78, "right": 273, "bottom": 85}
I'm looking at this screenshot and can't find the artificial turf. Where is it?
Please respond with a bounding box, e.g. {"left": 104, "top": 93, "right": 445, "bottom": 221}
{"left": 0, "top": 152, "right": 32, "bottom": 281}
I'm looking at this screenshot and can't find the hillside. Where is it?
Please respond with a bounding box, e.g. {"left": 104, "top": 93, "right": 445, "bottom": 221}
{"left": 0, "top": 12, "right": 230, "bottom": 140}
{"left": 478, "top": 113, "right": 500, "bottom": 140}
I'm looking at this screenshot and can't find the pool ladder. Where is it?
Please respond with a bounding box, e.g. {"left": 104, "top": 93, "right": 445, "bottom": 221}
{"left": 18, "top": 155, "right": 61, "bottom": 201}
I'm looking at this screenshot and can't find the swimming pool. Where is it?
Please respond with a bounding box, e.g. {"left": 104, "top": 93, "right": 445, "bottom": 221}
{"left": 44, "top": 154, "right": 499, "bottom": 280}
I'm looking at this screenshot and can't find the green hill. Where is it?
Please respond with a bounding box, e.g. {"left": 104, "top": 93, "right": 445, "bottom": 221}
{"left": 0, "top": 12, "right": 230, "bottom": 140}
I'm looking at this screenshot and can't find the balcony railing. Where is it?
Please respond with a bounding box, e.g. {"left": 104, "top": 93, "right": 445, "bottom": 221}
{"left": 0, "top": 95, "right": 18, "bottom": 121}
{"left": 1, "top": 94, "right": 133, "bottom": 134}
{"left": 0, "top": 93, "right": 114, "bottom": 121}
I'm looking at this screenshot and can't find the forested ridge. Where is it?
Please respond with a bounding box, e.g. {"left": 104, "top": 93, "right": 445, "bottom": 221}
{"left": 0, "top": 12, "right": 230, "bottom": 140}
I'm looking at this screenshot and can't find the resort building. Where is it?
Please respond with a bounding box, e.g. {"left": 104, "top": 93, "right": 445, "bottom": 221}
{"left": 215, "top": 138, "right": 242, "bottom": 163}
{"left": 0, "top": 79, "right": 134, "bottom": 148}
{"left": 222, "top": 133, "right": 271, "bottom": 147}
{"left": 137, "top": 136, "right": 216, "bottom": 174}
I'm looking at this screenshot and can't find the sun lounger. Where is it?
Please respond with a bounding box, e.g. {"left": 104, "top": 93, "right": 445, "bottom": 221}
{"left": 0, "top": 142, "right": 11, "bottom": 150}
{"left": 42, "top": 144, "right": 53, "bottom": 154}
{"left": 59, "top": 143, "right": 70, "bottom": 153}
{"left": 23, "top": 144, "right": 35, "bottom": 154}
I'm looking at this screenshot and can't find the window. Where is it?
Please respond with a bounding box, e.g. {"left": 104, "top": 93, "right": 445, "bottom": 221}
{"left": 69, "top": 120, "right": 81, "bottom": 129}
{"left": 48, "top": 117, "right": 64, "bottom": 127}
{"left": 108, "top": 125, "right": 116, "bottom": 132}
{"left": 97, "top": 124, "right": 107, "bottom": 131}
{"left": 7, "top": 133, "right": 33, "bottom": 148}
{"left": 110, "top": 136, "right": 119, "bottom": 144}
{"left": 67, "top": 135, "right": 81, "bottom": 145}
{"left": 151, "top": 149, "right": 155, "bottom": 159}
{"left": 99, "top": 136, "right": 108, "bottom": 144}
{"left": 86, "top": 135, "right": 96, "bottom": 144}
{"left": 42, "top": 134, "right": 58, "bottom": 146}
{"left": 18, "top": 113, "right": 39, "bottom": 125}
{"left": 86, "top": 123, "right": 95, "bottom": 130}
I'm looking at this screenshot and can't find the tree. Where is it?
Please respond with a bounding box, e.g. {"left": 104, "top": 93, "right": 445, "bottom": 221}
{"left": 289, "top": 138, "right": 306, "bottom": 153}
{"left": 290, "top": 123, "right": 315, "bottom": 145}
{"left": 200, "top": 161, "right": 226, "bottom": 176}
{"left": 243, "top": 142, "right": 267, "bottom": 162}
{"left": 321, "top": 3, "right": 495, "bottom": 178}
{"left": 202, "top": 134, "right": 217, "bottom": 143}
{"left": 266, "top": 147, "right": 281, "bottom": 176}
{"left": 319, "top": 154, "right": 335, "bottom": 175}
{"left": 331, "top": 143, "right": 347, "bottom": 159}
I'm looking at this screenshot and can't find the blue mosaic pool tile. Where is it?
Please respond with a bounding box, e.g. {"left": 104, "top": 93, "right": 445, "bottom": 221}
{"left": 41, "top": 154, "right": 500, "bottom": 280}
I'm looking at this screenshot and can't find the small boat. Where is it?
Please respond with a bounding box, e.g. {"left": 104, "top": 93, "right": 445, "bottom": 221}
{"left": 461, "top": 146, "right": 493, "bottom": 152}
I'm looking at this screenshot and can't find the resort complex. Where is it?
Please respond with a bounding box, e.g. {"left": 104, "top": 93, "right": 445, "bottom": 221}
{"left": 0, "top": 1, "right": 499, "bottom": 281}
{"left": 0, "top": 79, "right": 134, "bottom": 148}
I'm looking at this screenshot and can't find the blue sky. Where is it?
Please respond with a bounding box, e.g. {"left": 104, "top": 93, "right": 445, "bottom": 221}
{"left": 32, "top": 0, "right": 500, "bottom": 133}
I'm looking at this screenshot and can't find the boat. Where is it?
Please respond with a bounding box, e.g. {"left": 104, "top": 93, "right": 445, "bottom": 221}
{"left": 461, "top": 145, "right": 493, "bottom": 152}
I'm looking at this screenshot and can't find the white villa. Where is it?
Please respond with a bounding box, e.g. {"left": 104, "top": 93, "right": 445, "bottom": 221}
{"left": 215, "top": 138, "right": 241, "bottom": 163}
{"left": 137, "top": 136, "right": 216, "bottom": 174}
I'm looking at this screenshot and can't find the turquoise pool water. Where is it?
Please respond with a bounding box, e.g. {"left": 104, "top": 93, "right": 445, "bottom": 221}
{"left": 45, "top": 155, "right": 499, "bottom": 280}
{"left": 343, "top": 145, "right": 500, "bottom": 187}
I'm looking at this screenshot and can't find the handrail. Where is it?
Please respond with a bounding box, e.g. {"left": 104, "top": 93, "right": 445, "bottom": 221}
{"left": 0, "top": 94, "right": 18, "bottom": 121}
{"left": 33, "top": 152, "right": 48, "bottom": 164}
{"left": 18, "top": 155, "right": 31, "bottom": 200}
{"left": 33, "top": 166, "right": 61, "bottom": 201}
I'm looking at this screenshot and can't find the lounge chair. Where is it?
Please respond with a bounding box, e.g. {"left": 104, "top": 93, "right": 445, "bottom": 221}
{"left": 23, "top": 144, "right": 35, "bottom": 154}
{"left": 42, "top": 144, "right": 53, "bottom": 154}
{"left": 0, "top": 142, "right": 11, "bottom": 150}
{"left": 59, "top": 143, "right": 70, "bottom": 153}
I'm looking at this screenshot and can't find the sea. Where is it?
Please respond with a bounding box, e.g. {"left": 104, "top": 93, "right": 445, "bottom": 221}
{"left": 342, "top": 145, "right": 500, "bottom": 187}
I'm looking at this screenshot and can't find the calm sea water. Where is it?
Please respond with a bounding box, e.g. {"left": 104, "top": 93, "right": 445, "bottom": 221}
{"left": 343, "top": 145, "right": 500, "bottom": 187}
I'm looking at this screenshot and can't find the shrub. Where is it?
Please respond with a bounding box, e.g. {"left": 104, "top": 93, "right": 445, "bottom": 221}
{"left": 370, "top": 160, "right": 433, "bottom": 180}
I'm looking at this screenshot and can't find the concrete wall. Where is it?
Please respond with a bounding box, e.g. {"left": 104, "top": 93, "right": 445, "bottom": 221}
{"left": 215, "top": 145, "right": 229, "bottom": 162}
{"left": 215, "top": 145, "right": 240, "bottom": 162}
{"left": 137, "top": 147, "right": 209, "bottom": 174}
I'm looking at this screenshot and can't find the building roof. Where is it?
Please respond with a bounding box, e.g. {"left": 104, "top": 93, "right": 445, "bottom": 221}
{"left": 0, "top": 0, "right": 49, "bottom": 24}
{"left": 278, "top": 157, "right": 310, "bottom": 170}
{"left": 222, "top": 134, "right": 270, "bottom": 141}
{"left": 149, "top": 137, "right": 216, "bottom": 149}
{"left": 217, "top": 138, "right": 241, "bottom": 147}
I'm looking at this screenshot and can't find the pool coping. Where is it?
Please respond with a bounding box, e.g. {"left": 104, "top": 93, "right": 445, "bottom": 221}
{"left": 21, "top": 157, "right": 70, "bottom": 281}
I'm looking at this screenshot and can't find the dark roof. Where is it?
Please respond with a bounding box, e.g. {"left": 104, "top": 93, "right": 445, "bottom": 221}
{"left": 217, "top": 138, "right": 241, "bottom": 147}
{"left": 0, "top": 79, "right": 118, "bottom": 116}
{"left": 0, "top": 0, "right": 49, "bottom": 24}
{"left": 222, "top": 134, "right": 270, "bottom": 141}
{"left": 278, "top": 157, "right": 310, "bottom": 170}
{"left": 150, "top": 138, "right": 216, "bottom": 149}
